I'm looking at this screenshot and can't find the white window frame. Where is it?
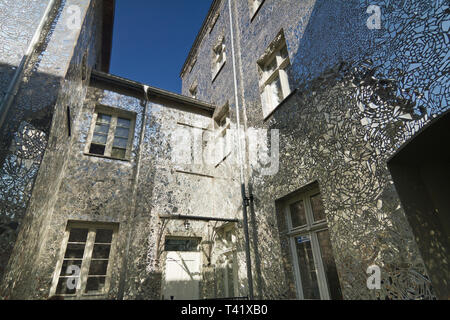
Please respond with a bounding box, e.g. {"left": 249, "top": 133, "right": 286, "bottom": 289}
{"left": 258, "top": 38, "right": 291, "bottom": 119}
{"left": 84, "top": 105, "right": 136, "bottom": 161}
{"left": 212, "top": 35, "right": 226, "bottom": 81}
{"left": 49, "top": 222, "right": 118, "bottom": 299}
{"left": 216, "top": 223, "right": 239, "bottom": 298}
{"left": 284, "top": 189, "right": 335, "bottom": 300}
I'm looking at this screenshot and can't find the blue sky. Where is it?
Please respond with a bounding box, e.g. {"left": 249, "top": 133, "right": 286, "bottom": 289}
{"left": 109, "top": 1, "right": 212, "bottom": 94}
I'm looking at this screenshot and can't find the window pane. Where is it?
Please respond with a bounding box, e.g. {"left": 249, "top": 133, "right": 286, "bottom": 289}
{"left": 280, "top": 46, "right": 289, "bottom": 60}
{"left": 269, "top": 76, "right": 283, "bottom": 106}
{"left": 290, "top": 200, "right": 307, "bottom": 228}
{"left": 226, "top": 261, "right": 235, "bottom": 297}
{"left": 113, "top": 137, "right": 128, "bottom": 149}
{"left": 317, "top": 230, "right": 343, "bottom": 300}
{"left": 85, "top": 276, "right": 106, "bottom": 294}
{"left": 94, "top": 124, "right": 109, "bottom": 135}
{"left": 68, "top": 228, "right": 88, "bottom": 243}
{"left": 64, "top": 243, "right": 86, "bottom": 259}
{"left": 164, "top": 238, "right": 200, "bottom": 251}
{"left": 88, "top": 260, "right": 109, "bottom": 276}
{"left": 111, "top": 148, "right": 126, "bottom": 159}
{"left": 115, "top": 127, "right": 129, "bottom": 138}
{"left": 92, "top": 244, "right": 111, "bottom": 259}
{"left": 60, "top": 259, "right": 83, "bottom": 277}
{"left": 89, "top": 143, "right": 105, "bottom": 156}
{"left": 117, "top": 118, "right": 131, "bottom": 128}
{"left": 265, "top": 57, "right": 277, "bottom": 74}
{"left": 55, "top": 277, "right": 77, "bottom": 295}
{"left": 294, "top": 235, "right": 320, "bottom": 299}
{"left": 92, "top": 133, "right": 107, "bottom": 144}
{"left": 96, "top": 113, "right": 111, "bottom": 124}
{"left": 310, "top": 193, "right": 326, "bottom": 222}
{"left": 95, "top": 229, "right": 113, "bottom": 243}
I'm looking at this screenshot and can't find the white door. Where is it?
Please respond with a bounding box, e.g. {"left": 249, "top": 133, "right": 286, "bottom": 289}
{"left": 162, "top": 251, "right": 201, "bottom": 300}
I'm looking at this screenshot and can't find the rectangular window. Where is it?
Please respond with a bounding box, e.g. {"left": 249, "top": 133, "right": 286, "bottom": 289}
{"left": 212, "top": 35, "right": 226, "bottom": 80}
{"left": 164, "top": 238, "right": 200, "bottom": 252}
{"left": 85, "top": 106, "right": 135, "bottom": 160}
{"left": 50, "top": 222, "right": 118, "bottom": 299}
{"left": 249, "top": 0, "right": 264, "bottom": 17}
{"left": 210, "top": 102, "right": 231, "bottom": 166}
{"left": 216, "top": 224, "right": 238, "bottom": 298}
{"left": 284, "top": 188, "right": 343, "bottom": 300}
{"left": 258, "top": 33, "right": 291, "bottom": 118}
{"left": 189, "top": 81, "right": 198, "bottom": 99}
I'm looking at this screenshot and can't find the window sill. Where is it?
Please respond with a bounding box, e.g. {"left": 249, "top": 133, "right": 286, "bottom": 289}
{"left": 263, "top": 88, "right": 298, "bottom": 122}
{"left": 84, "top": 152, "right": 131, "bottom": 163}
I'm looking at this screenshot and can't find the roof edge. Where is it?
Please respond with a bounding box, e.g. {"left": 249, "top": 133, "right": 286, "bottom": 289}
{"left": 90, "top": 70, "right": 216, "bottom": 114}
{"left": 180, "top": 0, "right": 222, "bottom": 78}
{"left": 100, "top": 0, "right": 115, "bottom": 73}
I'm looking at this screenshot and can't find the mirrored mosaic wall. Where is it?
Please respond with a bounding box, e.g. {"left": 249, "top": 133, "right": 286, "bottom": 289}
{"left": 182, "top": 0, "right": 448, "bottom": 299}
{"left": 0, "top": 0, "right": 106, "bottom": 297}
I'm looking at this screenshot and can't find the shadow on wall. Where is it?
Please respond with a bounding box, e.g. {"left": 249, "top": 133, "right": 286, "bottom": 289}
{"left": 388, "top": 110, "right": 450, "bottom": 300}
{"left": 0, "top": 63, "right": 63, "bottom": 283}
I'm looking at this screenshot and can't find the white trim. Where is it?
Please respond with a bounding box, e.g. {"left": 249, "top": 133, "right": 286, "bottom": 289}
{"left": 84, "top": 105, "right": 136, "bottom": 161}
{"left": 258, "top": 39, "right": 291, "bottom": 118}
{"left": 49, "top": 222, "right": 118, "bottom": 299}
{"left": 284, "top": 189, "right": 335, "bottom": 300}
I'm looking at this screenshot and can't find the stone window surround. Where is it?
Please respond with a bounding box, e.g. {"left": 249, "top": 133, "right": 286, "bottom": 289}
{"left": 49, "top": 221, "right": 119, "bottom": 299}
{"left": 84, "top": 105, "right": 136, "bottom": 161}
{"left": 280, "top": 186, "right": 340, "bottom": 300}
{"left": 257, "top": 30, "right": 291, "bottom": 119}
{"left": 208, "top": 12, "right": 220, "bottom": 34}
{"left": 212, "top": 34, "right": 227, "bottom": 82}
{"left": 189, "top": 80, "right": 198, "bottom": 99}
{"left": 249, "top": 0, "right": 266, "bottom": 20}
{"left": 189, "top": 56, "right": 197, "bottom": 73}
{"left": 215, "top": 223, "right": 239, "bottom": 298}
{"left": 206, "top": 101, "right": 231, "bottom": 167}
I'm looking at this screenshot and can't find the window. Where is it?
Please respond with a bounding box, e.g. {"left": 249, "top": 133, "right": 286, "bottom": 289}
{"left": 208, "top": 12, "right": 220, "bottom": 34}
{"left": 258, "top": 33, "right": 291, "bottom": 118}
{"left": 212, "top": 35, "right": 226, "bottom": 80}
{"left": 189, "top": 57, "right": 197, "bottom": 73}
{"left": 216, "top": 224, "right": 238, "bottom": 298}
{"left": 81, "top": 51, "right": 88, "bottom": 81}
{"left": 249, "top": 0, "right": 264, "bottom": 17}
{"left": 85, "top": 106, "right": 135, "bottom": 160}
{"left": 215, "top": 112, "right": 229, "bottom": 136}
{"left": 164, "top": 238, "right": 200, "bottom": 252}
{"left": 284, "top": 189, "right": 342, "bottom": 300}
{"left": 208, "top": 102, "right": 231, "bottom": 166}
{"left": 189, "top": 81, "right": 198, "bottom": 99}
{"left": 50, "top": 222, "right": 118, "bottom": 299}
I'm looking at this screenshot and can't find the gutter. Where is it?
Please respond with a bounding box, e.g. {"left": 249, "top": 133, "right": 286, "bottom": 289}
{"left": 90, "top": 70, "right": 216, "bottom": 114}
{"left": 159, "top": 214, "right": 239, "bottom": 223}
{"left": 228, "top": 0, "right": 254, "bottom": 300}
{"left": 117, "top": 85, "right": 150, "bottom": 300}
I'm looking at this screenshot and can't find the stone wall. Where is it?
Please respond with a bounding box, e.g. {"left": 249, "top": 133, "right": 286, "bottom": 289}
{"left": 0, "top": 0, "right": 107, "bottom": 298}
{"left": 181, "top": 0, "right": 449, "bottom": 299}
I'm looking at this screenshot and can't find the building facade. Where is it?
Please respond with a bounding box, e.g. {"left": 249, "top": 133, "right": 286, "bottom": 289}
{"left": 0, "top": 0, "right": 448, "bottom": 300}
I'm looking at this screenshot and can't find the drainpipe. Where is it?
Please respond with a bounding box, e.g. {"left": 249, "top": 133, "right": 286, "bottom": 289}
{"left": 117, "top": 85, "right": 149, "bottom": 300}
{"left": 227, "top": 0, "right": 254, "bottom": 300}
{"left": 0, "top": 0, "right": 59, "bottom": 131}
